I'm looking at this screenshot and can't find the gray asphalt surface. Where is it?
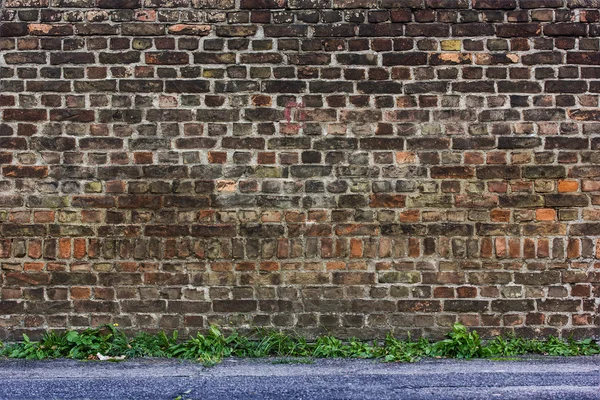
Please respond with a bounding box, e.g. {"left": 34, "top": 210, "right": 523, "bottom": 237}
{"left": 0, "top": 356, "right": 599, "bottom": 400}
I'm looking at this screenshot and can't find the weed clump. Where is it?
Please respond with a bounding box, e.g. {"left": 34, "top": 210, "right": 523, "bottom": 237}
{"left": 1, "top": 323, "right": 598, "bottom": 365}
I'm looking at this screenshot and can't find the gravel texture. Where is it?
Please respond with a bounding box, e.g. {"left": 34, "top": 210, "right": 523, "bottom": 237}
{"left": 1, "top": 356, "right": 599, "bottom": 399}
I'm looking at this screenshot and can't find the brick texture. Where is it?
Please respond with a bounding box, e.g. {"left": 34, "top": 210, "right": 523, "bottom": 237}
{"left": 0, "top": 0, "right": 599, "bottom": 340}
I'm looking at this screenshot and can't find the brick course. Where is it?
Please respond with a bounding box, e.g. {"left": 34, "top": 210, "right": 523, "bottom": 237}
{"left": 1, "top": 0, "right": 599, "bottom": 340}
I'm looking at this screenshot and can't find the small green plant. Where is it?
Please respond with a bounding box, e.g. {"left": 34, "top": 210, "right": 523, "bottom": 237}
{"left": 483, "top": 333, "right": 600, "bottom": 357}
{"left": 347, "top": 338, "right": 376, "bottom": 359}
{"left": 251, "top": 329, "right": 310, "bottom": 357}
{"left": 431, "top": 323, "right": 484, "bottom": 359}
{"left": 379, "top": 332, "right": 428, "bottom": 362}
{"left": 4, "top": 334, "right": 45, "bottom": 360}
{"left": 65, "top": 324, "right": 127, "bottom": 359}
{"left": 312, "top": 336, "right": 348, "bottom": 358}
{"left": 124, "top": 330, "right": 178, "bottom": 358}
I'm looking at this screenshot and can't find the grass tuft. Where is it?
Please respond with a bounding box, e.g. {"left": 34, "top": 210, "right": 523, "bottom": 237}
{"left": 1, "top": 323, "right": 598, "bottom": 365}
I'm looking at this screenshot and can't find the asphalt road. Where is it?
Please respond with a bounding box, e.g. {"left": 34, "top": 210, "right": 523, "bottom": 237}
{"left": 0, "top": 356, "right": 599, "bottom": 400}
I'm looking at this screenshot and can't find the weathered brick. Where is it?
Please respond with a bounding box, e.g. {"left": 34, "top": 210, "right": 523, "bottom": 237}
{"left": 496, "top": 24, "right": 541, "bottom": 37}
{"left": 3, "top": 166, "right": 48, "bottom": 178}
{"left": 544, "top": 194, "right": 589, "bottom": 207}
{"left": 50, "top": 53, "right": 94, "bottom": 64}
{"left": 444, "top": 300, "right": 489, "bottom": 312}
{"left": 144, "top": 225, "right": 190, "bottom": 237}
{"left": 497, "top": 137, "right": 541, "bottom": 149}
{"left": 213, "top": 300, "right": 257, "bottom": 312}
{"left": 193, "top": 52, "right": 236, "bottom": 64}
{"left": 382, "top": 52, "right": 428, "bottom": 66}
{"left": 192, "top": 224, "right": 236, "bottom": 237}
{"left": 431, "top": 166, "right": 475, "bottom": 179}
{"left": 452, "top": 23, "right": 495, "bottom": 36}
{"left": 4, "top": 52, "right": 46, "bottom": 63}
{"left": 168, "top": 24, "right": 211, "bottom": 36}
{"left": 0, "top": 23, "right": 28, "bottom": 37}
{"left": 50, "top": 109, "right": 95, "bottom": 122}
{"left": 544, "top": 23, "right": 587, "bottom": 37}
{"left": 499, "top": 195, "right": 544, "bottom": 208}
{"left": 545, "top": 137, "right": 589, "bottom": 150}
{"left": 3, "top": 109, "right": 47, "bottom": 121}
{"left": 523, "top": 166, "right": 566, "bottom": 179}
{"left": 165, "top": 80, "right": 210, "bottom": 93}
{"left": 370, "top": 194, "right": 406, "bottom": 208}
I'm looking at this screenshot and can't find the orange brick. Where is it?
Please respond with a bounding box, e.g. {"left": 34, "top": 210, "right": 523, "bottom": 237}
{"left": 491, "top": 209, "right": 510, "bottom": 222}
{"left": 558, "top": 180, "right": 578, "bottom": 192}
{"left": 399, "top": 210, "right": 419, "bottom": 222}
{"left": 408, "top": 238, "right": 420, "bottom": 257}
{"left": 210, "top": 262, "right": 232, "bottom": 272}
{"left": 260, "top": 261, "right": 279, "bottom": 271}
{"left": 326, "top": 261, "right": 346, "bottom": 270}
{"left": 537, "top": 239, "right": 549, "bottom": 258}
{"left": 73, "top": 238, "right": 86, "bottom": 259}
{"left": 257, "top": 152, "right": 276, "bottom": 164}
{"left": 235, "top": 262, "right": 256, "bottom": 271}
{"left": 58, "top": 238, "right": 71, "bottom": 259}
{"left": 495, "top": 238, "right": 507, "bottom": 258}
{"left": 350, "top": 238, "right": 363, "bottom": 258}
{"left": 396, "top": 151, "right": 416, "bottom": 164}
{"left": 24, "top": 262, "right": 44, "bottom": 271}
{"left": 71, "top": 287, "right": 91, "bottom": 299}
{"left": 567, "top": 238, "right": 580, "bottom": 258}
{"left": 134, "top": 152, "right": 153, "bottom": 164}
{"left": 208, "top": 152, "right": 227, "bottom": 164}
{"left": 28, "top": 239, "right": 42, "bottom": 259}
{"left": 508, "top": 238, "right": 521, "bottom": 258}
{"left": 536, "top": 208, "right": 556, "bottom": 221}
{"left": 464, "top": 152, "right": 484, "bottom": 164}
{"left": 33, "top": 211, "right": 54, "bottom": 223}
{"left": 481, "top": 238, "right": 493, "bottom": 258}
{"left": 252, "top": 94, "right": 272, "bottom": 107}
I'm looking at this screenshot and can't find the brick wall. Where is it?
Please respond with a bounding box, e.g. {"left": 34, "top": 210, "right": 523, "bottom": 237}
{"left": 1, "top": 0, "right": 599, "bottom": 340}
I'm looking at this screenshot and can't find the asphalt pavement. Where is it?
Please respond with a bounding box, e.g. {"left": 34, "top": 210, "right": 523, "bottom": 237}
{"left": 0, "top": 356, "right": 599, "bottom": 400}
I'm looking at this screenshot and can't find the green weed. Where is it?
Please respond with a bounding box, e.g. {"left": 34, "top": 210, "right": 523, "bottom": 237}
{"left": 265, "top": 330, "right": 309, "bottom": 357}
{"left": 431, "top": 323, "right": 484, "bottom": 359}
{"left": 312, "top": 336, "right": 348, "bottom": 358}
